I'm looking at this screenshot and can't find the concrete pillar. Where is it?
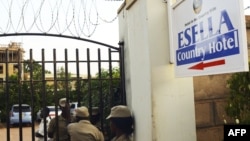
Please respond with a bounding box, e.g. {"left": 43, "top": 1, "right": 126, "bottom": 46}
{"left": 118, "top": 0, "right": 197, "bottom": 141}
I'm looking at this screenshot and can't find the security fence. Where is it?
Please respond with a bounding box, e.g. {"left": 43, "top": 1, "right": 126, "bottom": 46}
{"left": 0, "top": 42, "right": 126, "bottom": 141}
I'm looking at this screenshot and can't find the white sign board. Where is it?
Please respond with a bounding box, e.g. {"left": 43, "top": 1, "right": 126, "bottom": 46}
{"left": 171, "top": 0, "right": 249, "bottom": 77}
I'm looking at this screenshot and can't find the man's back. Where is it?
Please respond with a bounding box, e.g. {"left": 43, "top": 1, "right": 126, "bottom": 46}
{"left": 48, "top": 115, "right": 69, "bottom": 141}
{"left": 67, "top": 120, "right": 104, "bottom": 141}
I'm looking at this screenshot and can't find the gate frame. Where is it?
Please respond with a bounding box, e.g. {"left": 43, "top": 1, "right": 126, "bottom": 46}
{"left": 0, "top": 32, "right": 126, "bottom": 141}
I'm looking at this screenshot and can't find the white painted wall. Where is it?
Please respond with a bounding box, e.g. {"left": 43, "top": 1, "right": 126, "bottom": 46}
{"left": 118, "top": 0, "right": 197, "bottom": 141}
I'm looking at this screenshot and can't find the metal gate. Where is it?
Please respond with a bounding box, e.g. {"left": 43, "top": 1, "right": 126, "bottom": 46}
{"left": 0, "top": 41, "right": 126, "bottom": 141}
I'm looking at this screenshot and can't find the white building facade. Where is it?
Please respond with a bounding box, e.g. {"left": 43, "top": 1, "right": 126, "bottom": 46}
{"left": 118, "top": 0, "right": 197, "bottom": 141}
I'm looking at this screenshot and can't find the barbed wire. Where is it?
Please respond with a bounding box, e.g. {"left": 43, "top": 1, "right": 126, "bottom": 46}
{"left": 0, "top": 0, "right": 123, "bottom": 38}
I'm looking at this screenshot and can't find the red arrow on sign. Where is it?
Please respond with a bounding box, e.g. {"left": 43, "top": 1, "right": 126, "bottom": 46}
{"left": 189, "top": 59, "right": 225, "bottom": 70}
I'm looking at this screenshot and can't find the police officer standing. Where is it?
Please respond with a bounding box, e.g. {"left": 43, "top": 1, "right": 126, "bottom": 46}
{"left": 48, "top": 98, "right": 71, "bottom": 141}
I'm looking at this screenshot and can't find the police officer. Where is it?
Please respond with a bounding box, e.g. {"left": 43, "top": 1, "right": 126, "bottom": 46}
{"left": 106, "top": 105, "right": 134, "bottom": 141}
{"left": 48, "top": 98, "right": 71, "bottom": 141}
{"left": 67, "top": 106, "right": 104, "bottom": 141}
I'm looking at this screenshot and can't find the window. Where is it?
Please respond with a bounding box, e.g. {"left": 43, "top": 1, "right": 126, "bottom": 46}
{"left": 0, "top": 65, "right": 3, "bottom": 74}
{"left": 0, "top": 78, "right": 3, "bottom": 86}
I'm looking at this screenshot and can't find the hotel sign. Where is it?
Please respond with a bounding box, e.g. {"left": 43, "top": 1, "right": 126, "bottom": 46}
{"left": 171, "top": 0, "right": 249, "bottom": 77}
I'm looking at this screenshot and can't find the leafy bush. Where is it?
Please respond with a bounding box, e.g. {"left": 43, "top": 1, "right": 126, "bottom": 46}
{"left": 225, "top": 63, "right": 250, "bottom": 124}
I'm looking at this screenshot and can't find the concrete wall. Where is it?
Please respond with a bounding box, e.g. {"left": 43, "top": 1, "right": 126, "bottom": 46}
{"left": 194, "top": 74, "right": 231, "bottom": 141}
{"left": 118, "top": 1, "right": 196, "bottom": 141}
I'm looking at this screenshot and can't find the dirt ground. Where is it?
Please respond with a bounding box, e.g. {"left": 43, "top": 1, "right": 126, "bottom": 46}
{"left": 0, "top": 122, "right": 39, "bottom": 141}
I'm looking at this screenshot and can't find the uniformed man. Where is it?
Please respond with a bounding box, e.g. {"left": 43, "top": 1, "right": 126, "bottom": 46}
{"left": 67, "top": 106, "right": 104, "bottom": 141}
{"left": 106, "top": 105, "right": 134, "bottom": 141}
{"left": 90, "top": 107, "right": 101, "bottom": 130}
{"left": 48, "top": 98, "right": 71, "bottom": 141}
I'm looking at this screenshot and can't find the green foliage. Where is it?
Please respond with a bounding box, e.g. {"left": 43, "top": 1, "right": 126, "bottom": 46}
{"left": 0, "top": 64, "right": 123, "bottom": 125}
{"left": 0, "top": 57, "right": 123, "bottom": 139}
{"left": 70, "top": 67, "right": 122, "bottom": 138}
{"left": 0, "top": 60, "right": 55, "bottom": 122}
{"left": 57, "top": 66, "right": 72, "bottom": 91}
{"left": 70, "top": 67, "right": 121, "bottom": 106}
{"left": 23, "top": 59, "right": 51, "bottom": 79}
{"left": 225, "top": 63, "right": 250, "bottom": 124}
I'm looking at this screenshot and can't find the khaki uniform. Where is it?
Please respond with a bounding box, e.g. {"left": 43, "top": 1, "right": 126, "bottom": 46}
{"left": 67, "top": 120, "right": 104, "bottom": 141}
{"left": 111, "top": 134, "right": 133, "bottom": 141}
{"left": 48, "top": 115, "right": 69, "bottom": 141}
